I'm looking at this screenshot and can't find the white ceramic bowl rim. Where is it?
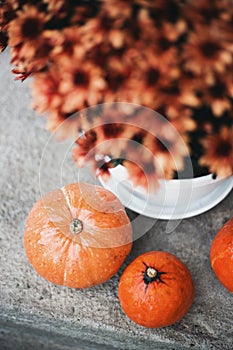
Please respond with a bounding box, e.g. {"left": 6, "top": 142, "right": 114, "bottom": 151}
{"left": 112, "top": 164, "right": 223, "bottom": 187}
{"left": 98, "top": 165, "right": 233, "bottom": 219}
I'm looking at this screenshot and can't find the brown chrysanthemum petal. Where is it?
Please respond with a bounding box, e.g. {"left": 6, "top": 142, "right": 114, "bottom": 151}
{"left": 0, "top": 1, "right": 17, "bottom": 31}
{"left": 12, "top": 67, "right": 31, "bottom": 81}
{"left": 143, "top": 131, "right": 188, "bottom": 179}
{"left": 6, "top": 4, "right": 53, "bottom": 74}
{"left": 31, "top": 67, "right": 62, "bottom": 114}
{"left": 55, "top": 55, "right": 106, "bottom": 114}
{"left": 183, "top": 0, "right": 231, "bottom": 25}
{"left": 44, "top": 112, "right": 67, "bottom": 134}
{"left": 151, "top": 83, "right": 198, "bottom": 121}
{"left": 94, "top": 160, "right": 112, "bottom": 182}
{"left": 8, "top": 5, "right": 49, "bottom": 47}
{"left": 101, "top": 0, "right": 132, "bottom": 22}
{"left": 43, "top": 0, "right": 69, "bottom": 19}
{"left": 200, "top": 126, "right": 233, "bottom": 178}
{"left": 11, "top": 34, "right": 54, "bottom": 75}
{"left": 183, "top": 24, "right": 232, "bottom": 77}
{"left": 123, "top": 159, "right": 159, "bottom": 193}
{"left": 203, "top": 74, "right": 233, "bottom": 117}
{"left": 73, "top": 130, "right": 97, "bottom": 167}
{"left": 44, "top": 27, "right": 85, "bottom": 59}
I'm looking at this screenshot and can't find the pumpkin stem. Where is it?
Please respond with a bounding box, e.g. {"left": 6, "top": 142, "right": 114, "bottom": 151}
{"left": 70, "top": 218, "right": 83, "bottom": 234}
{"left": 143, "top": 263, "right": 167, "bottom": 287}
{"left": 147, "top": 267, "right": 158, "bottom": 279}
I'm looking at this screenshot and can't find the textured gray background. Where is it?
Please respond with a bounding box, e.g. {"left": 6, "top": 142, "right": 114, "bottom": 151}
{"left": 0, "top": 48, "right": 233, "bottom": 350}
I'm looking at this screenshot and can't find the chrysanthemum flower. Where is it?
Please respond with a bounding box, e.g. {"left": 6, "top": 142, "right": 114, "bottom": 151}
{"left": 73, "top": 122, "right": 141, "bottom": 170}
{"left": 94, "top": 158, "right": 117, "bottom": 182}
{"left": 8, "top": 5, "right": 49, "bottom": 47}
{"left": 56, "top": 54, "right": 106, "bottom": 114}
{"left": 183, "top": 0, "right": 231, "bottom": 25}
{"left": 200, "top": 126, "right": 233, "bottom": 178}
{"left": 0, "top": 0, "right": 17, "bottom": 31}
{"left": 31, "top": 66, "right": 62, "bottom": 115}
{"left": 143, "top": 131, "right": 189, "bottom": 179}
{"left": 72, "top": 108, "right": 185, "bottom": 185}
{"left": 141, "top": 37, "right": 179, "bottom": 75}
{"left": 44, "top": 27, "right": 85, "bottom": 59}
{"left": 123, "top": 159, "right": 159, "bottom": 193}
{"left": 147, "top": 0, "right": 187, "bottom": 41}
{"left": 152, "top": 84, "right": 198, "bottom": 120}
{"left": 203, "top": 74, "right": 233, "bottom": 117}
{"left": 102, "top": 0, "right": 132, "bottom": 23}
{"left": 73, "top": 129, "right": 97, "bottom": 167}
{"left": 43, "top": 0, "right": 69, "bottom": 19}
{"left": 7, "top": 4, "right": 52, "bottom": 74}
{"left": 183, "top": 25, "right": 232, "bottom": 77}
{"left": 11, "top": 34, "right": 54, "bottom": 76}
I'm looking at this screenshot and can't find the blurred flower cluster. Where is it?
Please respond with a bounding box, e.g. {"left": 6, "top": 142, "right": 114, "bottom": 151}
{"left": 1, "top": 0, "right": 232, "bottom": 189}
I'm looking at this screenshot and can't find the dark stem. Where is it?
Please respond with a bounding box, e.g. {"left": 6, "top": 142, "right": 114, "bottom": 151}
{"left": 142, "top": 262, "right": 166, "bottom": 292}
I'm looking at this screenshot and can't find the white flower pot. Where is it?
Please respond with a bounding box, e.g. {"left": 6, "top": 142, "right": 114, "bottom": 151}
{"left": 98, "top": 165, "right": 233, "bottom": 219}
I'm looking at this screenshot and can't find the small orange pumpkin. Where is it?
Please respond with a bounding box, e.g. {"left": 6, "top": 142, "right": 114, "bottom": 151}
{"left": 210, "top": 217, "right": 233, "bottom": 293}
{"left": 118, "top": 251, "right": 194, "bottom": 328}
{"left": 24, "top": 183, "right": 132, "bottom": 288}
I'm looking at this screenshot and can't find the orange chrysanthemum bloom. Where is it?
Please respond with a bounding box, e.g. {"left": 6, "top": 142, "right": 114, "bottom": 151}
{"left": 7, "top": 5, "right": 51, "bottom": 73}
{"left": 183, "top": 25, "right": 232, "bottom": 78}
{"left": 8, "top": 5, "right": 48, "bottom": 47}
{"left": 203, "top": 75, "right": 233, "bottom": 117}
{"left": 200, "top": 127, "right": 233, "bottom": 178}
{"left": 56, "top": 56, "right": 106, "bottom": 114}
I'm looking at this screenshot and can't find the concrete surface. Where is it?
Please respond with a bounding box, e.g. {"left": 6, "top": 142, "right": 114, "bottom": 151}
{"left": 0, "top": 48, "right": 233, "bottom": 350}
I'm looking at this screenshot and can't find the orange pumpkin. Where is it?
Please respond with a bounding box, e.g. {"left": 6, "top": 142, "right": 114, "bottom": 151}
{"left": 210, "top": 217, "right": 233, "bottom": 293}
{"left": 118, "top": 251, "right": 194, "bottom": 328}
{"left": 24, "top": 183, "right": 132, "bottom": 288}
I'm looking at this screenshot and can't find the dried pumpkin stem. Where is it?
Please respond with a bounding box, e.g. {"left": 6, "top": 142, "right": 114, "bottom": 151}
{"left": 143, "top": 263, "right": 167, "bottom": 289}
{"left": 70, "top": 218, "right": 83, "bottom": 234}
{"left": 146, "top": 267, "right": 158, "bottom": 279}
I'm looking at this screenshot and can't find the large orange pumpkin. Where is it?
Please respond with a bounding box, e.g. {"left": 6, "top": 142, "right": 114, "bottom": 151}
{"left": 210, "top": 217, "right": 233, "bottom": 293}
{"left": 24, "top": 183, "right": 132, "bottom": 288}
{"left": 118, "top": 251, "right": 194, "bottom": 328}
